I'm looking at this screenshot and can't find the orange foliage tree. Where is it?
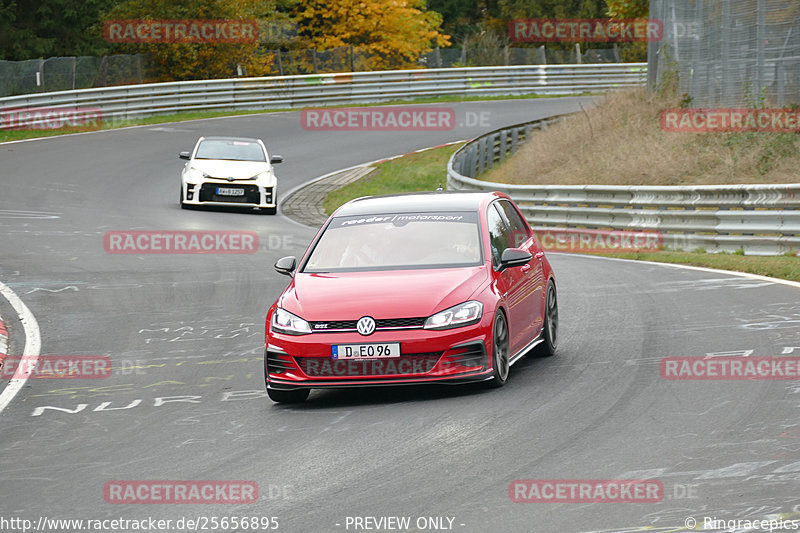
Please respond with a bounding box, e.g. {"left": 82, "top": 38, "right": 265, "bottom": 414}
{"left": 605, "top": 0, "right": 648, "bottom": 19}
{"left": 101, "top": 0, "right": 287, "bottom": 80}
{"left": 292, "top": 0, "right": 451, "bottom": 70}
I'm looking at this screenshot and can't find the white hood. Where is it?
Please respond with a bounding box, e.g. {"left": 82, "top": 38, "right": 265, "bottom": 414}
{"left": 188, "top": 159, "right": 271, "bottom": 180}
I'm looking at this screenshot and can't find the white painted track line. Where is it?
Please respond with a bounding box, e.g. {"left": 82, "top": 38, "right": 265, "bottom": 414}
{"left": 558, "top": 253, "right": 800, "bottom": 290}
{"left": 0, "top": 280, "right": 42, "bottom": 413}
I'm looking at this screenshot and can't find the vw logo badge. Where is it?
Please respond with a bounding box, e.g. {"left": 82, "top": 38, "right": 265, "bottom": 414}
{"left": 356, "top": 316, "right": 376, "bottom": 336}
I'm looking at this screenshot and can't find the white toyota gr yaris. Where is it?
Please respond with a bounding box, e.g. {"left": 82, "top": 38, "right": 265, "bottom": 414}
{"left": 179, "top": 136, "right": 283, "bottom": 214}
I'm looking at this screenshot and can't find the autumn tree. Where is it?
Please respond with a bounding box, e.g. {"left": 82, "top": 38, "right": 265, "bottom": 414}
{"left": 499, "top": 0, "right": 606, "bottom": 19}
{"left": 605, "top": 0, "right": 648, "bottom": 19}
{"left": 605, "top": 0, "right": 648, "bottom": 61}
{"left": 101, "top": 0, "right": 290, "bottom": 80}
{"left": 427, "top": 0, "right": 496, "bottom": 41}
{"left": 292, "top": 0, "right": 450, "bottom": 70}
{"left": 0, "top": 0, "right": 117, "bottom": 60}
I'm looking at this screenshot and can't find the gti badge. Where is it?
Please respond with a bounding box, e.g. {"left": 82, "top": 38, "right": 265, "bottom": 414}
{"left": 356, "top": 316, "right": 376, "bottom": 336}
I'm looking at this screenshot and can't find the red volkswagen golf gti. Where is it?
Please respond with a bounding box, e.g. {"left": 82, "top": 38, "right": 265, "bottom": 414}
{"left": 264, "top": 191, "right": 558, "bottom": 403}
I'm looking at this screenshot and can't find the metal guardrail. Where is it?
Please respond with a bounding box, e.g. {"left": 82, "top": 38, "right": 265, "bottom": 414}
{"left": 0, "top": 64, "right": 646, "bottom": 124}
{"left": 447, "top": 115, "right": 800, "bottom": 256}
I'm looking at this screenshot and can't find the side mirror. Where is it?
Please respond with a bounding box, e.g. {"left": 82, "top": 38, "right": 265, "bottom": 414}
{"left": 179, "top": 151, "right": 191, "bottom": 160}
{"left": 275, "top": 256, "right": 297, "bottom": 276}
{"left": 499, "top": 248, "right": 532, "bottom": 270}
{"left": 270, "top": 155, "right": 284, "bottom": 164}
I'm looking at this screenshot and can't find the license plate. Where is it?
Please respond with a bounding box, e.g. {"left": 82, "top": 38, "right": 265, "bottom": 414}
{"left": 216, "top": 187, "right": 244, "bottom": 196}
{"left": 332, "top": 343, "right": 400, "bottom": 360}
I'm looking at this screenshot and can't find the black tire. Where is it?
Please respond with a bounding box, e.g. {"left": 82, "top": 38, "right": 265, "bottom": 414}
{"left": 533, "top": 280, "right": 558, "bottom": 357}
{"left": 488, "top": 311, "right": 510, "bottom": 388}
{"left": 267, "top": 387, "right": 310, "bottom": 404}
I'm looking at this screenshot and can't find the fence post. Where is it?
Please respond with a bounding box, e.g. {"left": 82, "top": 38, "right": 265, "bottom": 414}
{"left": 646, "top": 0, "right": 659, "bottom": 91}
{"left": 692, "top": 0, "right": 704, "bottom": 105}
{"left": 756, "top": 0, "right": 765, "bottom": 99}
{"left": 37, "top": 59, "right": 44, "bottom": 91}
{"left": 349, "top": 45, "right": 355, "bottom": 72}
{"left": 721, "top": 0, "right": 731, "bottom": 105}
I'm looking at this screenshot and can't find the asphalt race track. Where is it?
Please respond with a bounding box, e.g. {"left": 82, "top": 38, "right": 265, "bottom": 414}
{"left": 1, "top": 98, "right": 799, "bottom": 533}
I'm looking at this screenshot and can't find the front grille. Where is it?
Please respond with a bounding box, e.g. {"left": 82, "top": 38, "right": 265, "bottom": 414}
{"left": 297, "top": 352, "right": 443, "bottom": 377}
{"left": 378, "top": 317, "right": 426, "bottom": 328}
{"left": 267, "top": 350, "right": 295, "bottom": 374}
{"left": 199, "top": 184, "right": 260, "bottom": 204}
{"left": 309, "top": 317, "right": 426, "bottom": 332}
{"left": 311, "top": 320, "right": 356, "bottom": 331}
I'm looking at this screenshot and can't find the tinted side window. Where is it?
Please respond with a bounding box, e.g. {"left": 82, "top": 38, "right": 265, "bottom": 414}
{"left": 497, "top": 200, "right": 530, "bottom": 248}
{"left": 487, "top": 204, "right": 510, "bottom": 267}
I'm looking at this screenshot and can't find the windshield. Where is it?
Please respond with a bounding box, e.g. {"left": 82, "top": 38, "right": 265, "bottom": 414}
{"left": 194, "top": 139, "right": 266, "bottom": 162}
{"left": 303, "top": 211, "right": 483, "bottom": 272}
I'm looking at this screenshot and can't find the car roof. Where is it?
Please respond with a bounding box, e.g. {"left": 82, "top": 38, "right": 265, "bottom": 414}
{"left": 333, "top": 191, "right": 505, "bottom": 217}
{"left": 198, "top": 136, "right": 262, "bottom": 143}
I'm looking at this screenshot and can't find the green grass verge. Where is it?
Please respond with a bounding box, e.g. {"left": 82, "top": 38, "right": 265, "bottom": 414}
{"left": 0, "top": 91, "right": 587, "bottom": 144}
{"left": 586, "top": 251, "right": 800, "bottom": 283}
{"left": 321, "top": 144, "right": 800, "bottom": 283}
{"left": 0, "top": 109, "right": 279, "bottom": 143}
{"left": 322, "top": 142, "right": 464, "bottom": 215}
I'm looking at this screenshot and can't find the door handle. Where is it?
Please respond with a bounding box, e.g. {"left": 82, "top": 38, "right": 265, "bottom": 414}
{"left": 521, "top": 264, "right": 531, "bottom": 272}
{"left": 534, "top": 251, "right": 544, "bottom": 260}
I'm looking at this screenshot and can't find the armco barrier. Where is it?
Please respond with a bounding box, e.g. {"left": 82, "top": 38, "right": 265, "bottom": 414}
{"left": 0, "top": 64, "right": 646, "bottom": 126}
{"left": 447, "top": 115, "right": 800, "bottom": 256}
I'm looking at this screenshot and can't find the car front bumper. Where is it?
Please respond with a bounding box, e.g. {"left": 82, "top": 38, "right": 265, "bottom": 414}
{"left": 183, "top": 181, "right": 276, "bottom": 208}
{"left": 265, "top": 321, "right": 494, "bottom": 390}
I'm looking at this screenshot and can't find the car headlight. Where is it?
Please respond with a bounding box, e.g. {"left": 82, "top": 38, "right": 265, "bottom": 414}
{"left": 271, "top": 308, "right": 312, "bottom": 335}
{"left": 185, "top": 167, "right": 209, "bottom": 180}
{"left": 424, "top": 301, "right": 483, "bottom": 330}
